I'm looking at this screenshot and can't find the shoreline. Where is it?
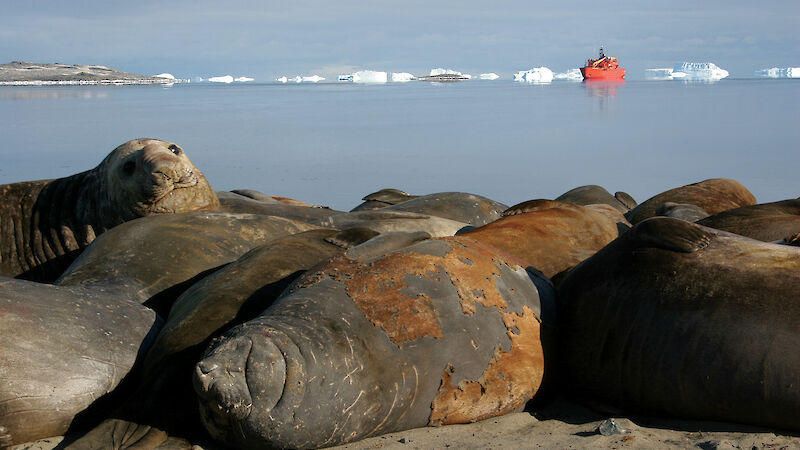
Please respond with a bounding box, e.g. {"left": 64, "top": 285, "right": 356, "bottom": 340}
{"left": 0, "top": 79, "right": 181, "bottom": 86}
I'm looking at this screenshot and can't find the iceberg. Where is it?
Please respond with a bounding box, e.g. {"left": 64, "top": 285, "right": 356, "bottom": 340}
{"left": 235, "top": 76, "right": 254, "bottom": 82}
{"left": 153, "top": 73, "right": 175, "bottom": 80}
{"left": 479, "top": 73, "right": 500, "bottom": 80}
{"left": 302, "top": 75, "right": 325, "bottom": 83}
{"left": 391, "top": 72, "right": 415, "bottom": 82}
{"left": 645, "top": 68, "right": 676, "bottom": 80}
{"left": 755, "top": 67, "right": 800, "bottom": 78}
{"left": 673, "top": 62, "right": 728, "bottom": 80}
{"left": 553, "top": 69, "right": 582, "bottom": 81}
{"left": 209, "top": 75, "right": 234, "bottom": 83}
{"left": 293, "top": 76, "right": 303, "bottom": 83}
{"left": 352, "top": 70, "right": 388, "bottom": 84}
{"left": 276, "top": 76, "right": 288, "bottom": 83}
{"left": 514, "top": 67, "right": 554, "bottom": 83}
{"left": 430, "top": 68, "right": 472, "bottom": 79}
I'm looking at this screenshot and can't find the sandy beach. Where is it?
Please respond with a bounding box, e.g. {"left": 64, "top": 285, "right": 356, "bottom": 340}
{"left": 330, "top": 398, "right": 800, "bottom": 450}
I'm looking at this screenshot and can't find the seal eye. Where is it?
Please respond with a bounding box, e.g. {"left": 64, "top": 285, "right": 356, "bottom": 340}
{"left": 122, "top": 160, "right": 136, "bottom": 175}
{"left": 168, "top": 144, "right": 182, "bottom": 155}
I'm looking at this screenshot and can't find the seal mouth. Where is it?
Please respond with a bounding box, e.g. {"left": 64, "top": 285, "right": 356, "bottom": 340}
{"left": 146, "top": 168, "right": 202, "bottom": 213}
{"left": 194, "top": 336, "right": 256, "bottom": 421}
{"left": 194, "top": 331, "right": 288, "bottom": 437}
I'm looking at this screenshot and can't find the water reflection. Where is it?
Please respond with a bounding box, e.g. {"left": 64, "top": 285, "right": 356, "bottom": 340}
{"left": 583, "top": 80, "right": 625, "bottom": 98}
{"left": 0, "top": 88, "right": 109, "bottom": 100}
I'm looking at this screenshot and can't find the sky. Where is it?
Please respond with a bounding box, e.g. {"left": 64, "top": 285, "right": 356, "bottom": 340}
{"left": 0, "top": 0, "right": 798, "bottom": 80}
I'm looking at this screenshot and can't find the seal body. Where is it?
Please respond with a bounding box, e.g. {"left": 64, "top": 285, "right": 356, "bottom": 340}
{"left": 696, "top": 199, "right": 800, "bottom": 242}
{"left": 461, "top": 200, "right": 628, "bottom": 279}
{"left": 555, "top": 185, "right": 635, "bottom": 214}
{"left": 56, "top": 211, "right": 320, "bottom": 314}
{"left": 625, "top": 178, "right": 756, "bottom": 225}
{"left": 0, "top": 277, "right": 159, "bottom": 445}
{"left": 557, "top": 217, "right": 800, "bottom": 430}
{"left": 0, "top": 139, "right": 219, "bottom": 281}
{"left": 194, "top": 236, "right": 554, "bottom": 449}
{"left": 313, "top": 210, "right": 468, "bottom": 237}
{"left": 215, "top": 191, "right": 341, "bottom": 223}
{"left": 380, "top": 192, "right": 508, "bottom": 226}
{"left": 350, "top": 188, "right": 418, "bottom": 211}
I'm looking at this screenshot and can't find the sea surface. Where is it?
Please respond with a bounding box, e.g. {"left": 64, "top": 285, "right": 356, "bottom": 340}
{"left": 1, "top": 79, "right": 797, "bottom": 211}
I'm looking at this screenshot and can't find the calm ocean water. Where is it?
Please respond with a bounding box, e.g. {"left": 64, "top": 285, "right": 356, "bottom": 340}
{"left": 1, "top": 79, "right": 797, "bottom": 211}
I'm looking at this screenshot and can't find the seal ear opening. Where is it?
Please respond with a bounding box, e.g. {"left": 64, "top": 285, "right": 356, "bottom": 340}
{"left": 633, "top": 217, "right": 713, "bottom": 253}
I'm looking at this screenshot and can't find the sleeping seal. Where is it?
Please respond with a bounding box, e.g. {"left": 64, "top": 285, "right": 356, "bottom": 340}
{"left": 625, "top": 178, "right": 755, "bottom": 225}
{"left": 193, "top": 235, "right": 555, "bottom": 448}
{"left": 460, "top": 199, "right": 628, "bottom": 279}
{"left": 695, "top": 199, "right": 800, "bottom": 242}
{"left": 0, "top": 138, "right": 219, "bottom": 282}
{"left": 557, "top": 217, "right": 800, "bottom": 431}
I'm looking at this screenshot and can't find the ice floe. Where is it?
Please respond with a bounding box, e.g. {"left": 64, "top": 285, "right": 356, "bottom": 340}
{"left": 479, "top": 73, "right": 500, "bottom": 80}
{"left": 276, "top": 76, "right": 288, "bottom": 83}
{"left": 353, "top": 70, "right": 388, "bottom": 84}
{"left": 391, "top": 72, "right": 415, "bottom": 82}
{"left": 430, "top": 68, "right": 471, "bottom": 79}
{"left": 756, "top": 67, "right": 800, "bottom": 78}
{"left": 235, "top": 76, "right": 254, "bottom": 82}
{"left": 553, "top": 69, "right": 582, "bottom": 81}
{"left": 673, "top": 62, "right": 728, "bottom": 80}
{"left": 208, "top": 75, "right": 234, "bottom": 83}
{"left": 514, "top": 67, "right": 554, "bottom": 83}
{"left": 302, "top": 75, "right": 325, "bottom": 83}
{"left": 336, "top": 71, "right": 387, "bottom": 83}
{"left": 645, "top": 68, "right": 677, "bottom": 80}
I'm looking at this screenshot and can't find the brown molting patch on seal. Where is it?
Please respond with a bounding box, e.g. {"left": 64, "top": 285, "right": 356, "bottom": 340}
{"left": 314, "top": 237, "right": 528, "bottom": 346}
{"left": 428, "top": 305, "right": 544, "bottom": 426}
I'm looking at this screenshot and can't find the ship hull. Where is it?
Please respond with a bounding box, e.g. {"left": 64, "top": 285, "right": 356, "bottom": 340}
{"left": 580, "top": 67, "right": 626, "bottom": 80}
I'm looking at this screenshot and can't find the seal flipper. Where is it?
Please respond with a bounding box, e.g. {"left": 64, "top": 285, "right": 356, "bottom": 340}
{"left": 361, "top": 188, "right": 416, "bottom": 204}
{"left": 323, "top": 227, "right": 380, "bottom": 249}
{"left": 633, "top": 217, "right": 713, "bottom": 253}
{"left": 64, "top": 419, "right": 180, "bottom": 449}
{"left": 614, "top": 191, "right": 637, "bottom": 210}
{"left": 345, "top": 230, "right": 431, "bottom": 263}
{"left": 503, "top": 199, "right": 575, "bottom": 216}
{"left": 0, "top": 425, "right": 12, "bottom": 448}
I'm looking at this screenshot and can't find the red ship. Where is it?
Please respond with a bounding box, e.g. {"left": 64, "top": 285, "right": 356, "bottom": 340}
{"left": 580, "top": 47, "right": 626, "bottom": 80}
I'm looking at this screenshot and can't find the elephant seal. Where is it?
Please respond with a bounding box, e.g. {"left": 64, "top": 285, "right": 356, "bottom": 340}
{"left": 695, "top": 199, "right": 800, "bottom": 242}
{"left": 0, "top": 212, "right": 320, "bottom": 447}
{"left": 313, "top": 210, "right": 469, "bottom": 237}
{"left": 655, "top": 202, "right": 710, "bottom": 222}
{"left": 0, "top": 277, "right": 159, "bottom": 446}
{"left": 228, "top": 189, "right": 312, "bottom": 207}
{"left": 193, "top": 235, "right": 555, "bottom": 448}
{"left": 215, "top": 191, "right": 342, "bottom": 224}
{"left": 557, "top": 217, "right": 800, "bottom": 431}
{"left": 56, "top": 211, "right": 320, "bottom": 313}
{"left": 460, "top": 200, "right": 629, "bottom": 279}
{"left": 625, "top": 178, "right": 756, "bottom": 225}
{"left": 350, "top": 188, "right": 418, "bottom": 211}
{"left": 555, "top": 185, "right": 636, "bottom": 214}
{"left": 63, "top": 230, "right": 425, "bottom": 449}
{"left": 381, "top": 192, "right": 508, "bottom": 227}
{"left": 0, "top": 138, "right": 219, "bottom": 282}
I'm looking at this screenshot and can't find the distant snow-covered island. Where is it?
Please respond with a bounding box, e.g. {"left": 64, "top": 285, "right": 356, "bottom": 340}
{"left": 0, "top": 61, "right": 183, "bottom": 85}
